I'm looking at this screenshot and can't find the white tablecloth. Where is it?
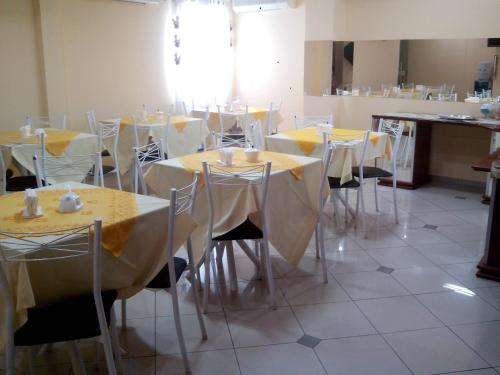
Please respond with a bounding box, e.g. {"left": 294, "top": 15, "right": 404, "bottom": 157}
{"left": 266, "top": 127, "right": 391, "bottom": 185}
{"left": 112, "top": 116, "right": 208, "bottom": 175}
{"left": 0, "top": 182, "right": 196, "bottom": 348}
{"left": 144, "top": 150, "right": 323, "bottom": 268}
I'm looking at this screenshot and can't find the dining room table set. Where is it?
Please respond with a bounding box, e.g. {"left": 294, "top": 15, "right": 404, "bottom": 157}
{"left": 0, "top": 113, "right": 393, "bottom": 373}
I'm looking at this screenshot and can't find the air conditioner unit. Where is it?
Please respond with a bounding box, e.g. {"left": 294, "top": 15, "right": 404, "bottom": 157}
{"left": 232, "top": 0, "right": 296, "bottom": 13}
{"left": 114, "top": 0, "right": 161, "bottom": 4}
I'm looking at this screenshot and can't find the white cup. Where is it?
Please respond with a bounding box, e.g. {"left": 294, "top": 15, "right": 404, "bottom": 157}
{"left": 244, "top": 148, "right": 260, "bottom": 163}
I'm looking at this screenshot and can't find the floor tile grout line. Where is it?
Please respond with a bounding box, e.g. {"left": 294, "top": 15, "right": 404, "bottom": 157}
{"left": 351, "top": 298, "right": 416, "bottom": 375}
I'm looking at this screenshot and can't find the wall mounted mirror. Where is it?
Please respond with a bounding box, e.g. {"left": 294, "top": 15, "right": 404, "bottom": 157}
{"left": 304, "top": 38, "right": 498, "bottom": 102}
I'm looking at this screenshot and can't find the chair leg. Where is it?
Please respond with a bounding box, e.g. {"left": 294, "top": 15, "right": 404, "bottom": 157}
{"left": 109, "top": 310, "right": 125, "bottom": 374}
{"left": 374, "top": 178, "right": 379, "bottom": 212}
{"left": 187, "top": 252, "right": 208, "bottom": 340}
{"left": 216, "top": 242, "right": 224, "bottom": 269}
{"left": 318, "top": 213, "right": 328, "bottom": 284}
{"left": 66, "top": 341, "right": 86, "bottom": 375}
{"left": 113, "top": 152, "right": 122, "bottom": 191}
{"left": 345, "top": 189, "right": 349, "bottom": 225}
{"left": 170, "top": 276, "right": 191, "bottom": 374}
{"left": 226, "top": 241, "right": 238, "bottom": 292}
{"left": 331, "top": 191, "right": 342, "bottom": 227}
{"left": 255, "top": 241, "right": 263, "bottom": 280}
{"left": 314, "top": 224, "right": 320, "bottom": 259}
{"left": 203, "top": 241, "right": 213, "bottom": 314}
{"left": 392, "top": 178, "right": 399, "bottom": 224}
{"left": 354, "top": 188, "right": 360, "bottom": 230}
{"left": 260, "top": 239, "right": 276, "bottom": 309}
{"left": 359, "top": 184, "right": 368, "bottom": 237}
{"left": 121, "top": 299, "right": 127, "bottom": 331}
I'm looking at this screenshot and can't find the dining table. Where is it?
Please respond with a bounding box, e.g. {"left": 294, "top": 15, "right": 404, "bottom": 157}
{"left": 0, "top": 129, "right": 98, "bottom": 183}
{"left": 265, "top": 127, "right": 392, "bottom": 185}
{"left": 0, "top": 182, "right": 196, "bottom": 349}
{"left": 144, "top": 148, "right": 323, "bottom": 268}
{"left": 191, "top": 106, "right": 283, "bottom": 136}
{"left": 112, "top": 114, "right": 208, "bottom": 175}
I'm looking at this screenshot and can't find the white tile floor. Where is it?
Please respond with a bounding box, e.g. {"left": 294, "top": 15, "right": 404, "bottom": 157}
{"left": 4, "top": 182, "right": 500, "bottom": 375}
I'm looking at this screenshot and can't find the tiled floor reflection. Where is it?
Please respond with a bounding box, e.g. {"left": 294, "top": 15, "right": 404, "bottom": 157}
{"left": 5, "top": 182, "right": 500, "bottom": 375}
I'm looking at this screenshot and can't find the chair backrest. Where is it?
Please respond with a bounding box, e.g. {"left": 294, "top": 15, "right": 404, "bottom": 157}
{"left": 266, "top": 101, "right": 282, "bottom": 135}
{"left": 377, "top": 119, "right": 404, "bottom": 172}
{"left": 202, "top": 161, "right": 272, "bottom": 241}
{"left": 97, "top": 120, "right": 120, "bottom": 153}
{"left": 129, "top": 115, "right": 150, "bottom": 149}
{"left": 294, "top": 114, "right": 333, "bottom": 129}
{"left": 86, "top": 110, "right": 97, "bottom": 134}
{"left": 133, "top": 140, "right": 165, "bottom": 195}
{"left": 212, "top": 104, "right": 248, "bottom": 149}
{"left": 353, "top": 130, "right": 372, "bottom": 182}
{"left": 0, "top": 219, "right": 114, "bottom": 374}
{"left": 319, "top": 142, "right": 334, "bottom": 213}
{"left": 28, "top": 115, "right": 67, "bottom": 130}
{"left": 33, "top": 152, "right": 103, "bottom": 187}
{"left": 171, "top": 101, "right": 188, "bottom": 117}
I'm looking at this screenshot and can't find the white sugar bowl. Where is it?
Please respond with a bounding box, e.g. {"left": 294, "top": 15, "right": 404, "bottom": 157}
{"left": 244, "top": 147, "right": 260, "bottom": 163}
{"left": 58, "top": 191, "right": 83, "bottom": 213}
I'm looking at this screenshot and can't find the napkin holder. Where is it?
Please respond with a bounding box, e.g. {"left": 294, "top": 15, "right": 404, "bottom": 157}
{"left": 58, "top": 191, "right": 84, "bottom": 213}
{"left": 244, "top": 147, "right": 260, "bottom": 163}
{"left": 22, "top": 189, "right": 43, "bottom": 219}
{"left": 20, "top": 125, "right": 32, "bottom": 138}
{"left": 316, "top": 123, "right": 333, "bottom": 135}
{"left": 217, "top": 147, "right": 235, "bottom": 167}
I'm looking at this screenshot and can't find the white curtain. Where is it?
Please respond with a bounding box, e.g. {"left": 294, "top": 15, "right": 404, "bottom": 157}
{"left": 172, "top": 0, "right": 233, "bottom": 106}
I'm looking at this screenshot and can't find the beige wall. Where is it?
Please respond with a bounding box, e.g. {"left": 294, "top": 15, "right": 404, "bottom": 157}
{"left": 407, "top": 39, "right": 496, "bottom": 101}
{"left": 304, "top": 41, "right": 332, "bottom": 96}
{"left": 234, "top": 1, "right": 305, "bottom": 129}
{"left": 0, "top": 0, "right": 47, "bottom": 130}
{"left": 352, "top": 40, "right": 400, "bottom": 89}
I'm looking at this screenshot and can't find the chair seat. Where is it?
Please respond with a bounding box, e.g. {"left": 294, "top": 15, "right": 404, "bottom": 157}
{"left": 14, "top": 290, "right": 117, "bottom": 347}
{"left": 6, "top": 176, "right": 39, "bottom": 192}
{"left": 328, "top": 177, "right": 360, "bottom": 189}
{"left": 102, "top": 165, "right": 116, "bottom": 175}
{"left": 101, "top": 150, "right": 111, "bottom": 157}
{"left": 146, "top": 257, "right": 187, "bottom": 289}
{"left": 352, "top": 166, "right": 393, "bottom": 179}
{"left": 213, "top": 218, "right": 263, "bottom": 241}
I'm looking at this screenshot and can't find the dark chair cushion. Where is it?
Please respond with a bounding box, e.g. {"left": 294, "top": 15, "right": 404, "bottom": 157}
{"left": 6, "top": 176, "right": 39, "bottom": 192}
{"left": 101, "top": 150, "right": 111, "bottom": 157}
{"left": 213, "top": 218, "right": 263, "bottom": 241}
{"left": 328, "top": 177, "right": 360, "bottom": 189}
{"left": 14, "top": 290, "right": 118, "bottom": 347}
{"left": 6, "top": 169, "right": 14, "bottom": 179}
{"left": 352, "top": 166, "right": 393, "bottom": 179}
{"left": 102, "top": 165, "right": 115, "bottom": 175}
{"left": 146, "top": 257, "right": 187, "bottom": 289}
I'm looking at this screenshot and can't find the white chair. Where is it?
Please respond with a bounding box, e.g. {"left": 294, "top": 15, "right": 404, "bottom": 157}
{"left": 313, "top": 138, "right": 334, "bottom": 283}
{"left": 0, "top": 219, "right": 122, "bottom": 375}
{"left": 211, "top": 105, "right": 249, "bottom": 149}
{"left": 170, "top": 101, "right": 188, "bottom": 116}
{"left": 121, "top": 173, "right": 207, "bottom": 373}
{"left": 97, "top": 120, "right": 122, "bottom": 190}
{"left": 33, "top": 152, "right": 103, "bottom": 188}
{"left": 85, "top": 110, "right": 97, "bottom": 134}
{"left": 27, "top": 114, "right": 67, "bottom": 130}
{"left": 294, "top": 114, "right": 333, "bottom": 129}
{"left": 132, "top": 139, "right": 165, "bottom": 195}
{"left": 201, "top": 161, "right": 275, "bottom": 312}
{"left": 352, "top": 121, "right": 404, "bottom": 224}
{"left": 265, "top": 101, "right": 282, "bottom": 135}
{"left": 331, "top": 131, "right": 371, "bottom": 232}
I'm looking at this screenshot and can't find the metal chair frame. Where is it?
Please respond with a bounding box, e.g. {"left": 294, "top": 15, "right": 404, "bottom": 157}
{"left": 201, "top": 161, "right": 275, "bottom": 312}
{"left": 0, "top": 220, "right": 121, "bottom": 375}
{"left": 97, "top": 120, "right": 122, "bottom": 190}
{"left": 132, "top": 139, "right": 165, "bottom": 195}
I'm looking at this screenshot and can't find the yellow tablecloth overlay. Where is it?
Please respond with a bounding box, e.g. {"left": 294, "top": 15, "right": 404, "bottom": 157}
{"left": 178, "top": 149, "right": 305, "bottom": 183}
{"left": 281, "top": 127, "right": 380, "bottom": 156}
{"left": 0, "top": 130, "right": 80, "bottom": 156}
{"left": 0, "top": 188, "right": 137, "bottom": 257}
{"left": 120, "top": 115, "right": 189, "bottom": 133}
